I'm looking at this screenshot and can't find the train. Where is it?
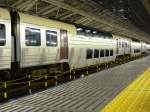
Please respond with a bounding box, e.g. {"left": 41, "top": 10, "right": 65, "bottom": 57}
{"left": 0, "top": 8, "right": 150, "bottom": 81}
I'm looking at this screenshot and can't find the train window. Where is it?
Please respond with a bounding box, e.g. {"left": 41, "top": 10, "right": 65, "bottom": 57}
{"left": 110, "top": 49, "right": 113, "bottom": 56}
{"left": 93, "top": 31, "right": 99, "bottom": 38}
{"left": 119, "top": 41, "right": 121, "bottom": 47}
{"left": 0, "top": 24, "right": 6, "bottom": 46}
{"left": 122, "top": 42, "right": 124, "bottom": 47}
{"left": 134, "top": 49, "right": 140, "bottom": 53}
{"left": 125, "top": 42, "right": 128, "bottom": 47}
{"left": 105, "top": 49, "right": 109, "bottom": 57}
{"left": 100, "top": 49, "right": 104, "bottom": 57}
{"left": 25, "top": 27, "right": 41, "bottom": 46}
{"left": 85, "top": 29, "right": 92, "bottom": 37}
{"left": 99, "top": 32, "right": 105, "bottom": 38}
{"left": 46, "top": 30, "right": 57, "bottom": 46}
{"left": 86, "top": 49, "right": 93, "bottom": 59}
{"left": 94, "top": 49, "right": 99, "bottom": 58}
{"left": 77, "top": 28, "right": 85, "bottom": 36}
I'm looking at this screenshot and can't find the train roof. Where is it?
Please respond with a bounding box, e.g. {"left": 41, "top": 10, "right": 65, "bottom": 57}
{"left": 0, "top": 8, "right": 10, "bottom": 20}
{"left": 19, "top": 13, "right": 76, "bottom": 36}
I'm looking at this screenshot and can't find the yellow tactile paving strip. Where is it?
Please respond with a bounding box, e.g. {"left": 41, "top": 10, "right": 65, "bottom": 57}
{"left": 101, "top": 68, "right": 150, "bottom": 112}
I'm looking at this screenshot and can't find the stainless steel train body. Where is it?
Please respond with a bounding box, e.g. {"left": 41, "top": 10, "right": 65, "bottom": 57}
{"left": 0, "top": 8, "right": 11, "bottom": 71}
{"left": 0, "top": 8, "right": 149, "bottom": 80}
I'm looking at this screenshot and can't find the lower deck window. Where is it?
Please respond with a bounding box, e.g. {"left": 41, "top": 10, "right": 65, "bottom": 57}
{"left": 94, "top": 49, "right": 99, "bottom": 58}
{"left": 100, "top": 49, "right": 104, "bottom": 57}
{"left": 110, "top": 49, "right": 114, "bottom": 56}
{"left": 134, "top": 49, "right": 141, "bottom": 53}
{"left": 0, "top": 24, "right": 6, "bottom": 46}
{"left": 25, "top": 27, "right": 41, "bottom": 46}
{"left": 86, "top": 49, "right": 93, "bottom": 59}
{"left": 105, "top": 49, "right": 109, "bottom": 57}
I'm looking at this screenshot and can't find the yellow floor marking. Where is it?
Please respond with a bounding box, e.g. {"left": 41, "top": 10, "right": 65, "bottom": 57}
{"left": 101, "top": 68, "right": 150, "bottom": 112}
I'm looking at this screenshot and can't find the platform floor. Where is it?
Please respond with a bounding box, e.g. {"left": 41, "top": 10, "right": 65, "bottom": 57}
{"left": 1, "top": 56, "right": 150, "bottom": 112}
{"left": 101, "top": 67, "right": 150, "bottom": 112}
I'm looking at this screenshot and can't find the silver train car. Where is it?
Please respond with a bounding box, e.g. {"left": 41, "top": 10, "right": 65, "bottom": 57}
{"left": 0, "top": 8, "right": 149, "bottom": 80}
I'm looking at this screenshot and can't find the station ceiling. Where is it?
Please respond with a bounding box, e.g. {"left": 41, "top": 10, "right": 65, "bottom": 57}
{"left": 0, "top": 0, "right": 150, "bottom": 42}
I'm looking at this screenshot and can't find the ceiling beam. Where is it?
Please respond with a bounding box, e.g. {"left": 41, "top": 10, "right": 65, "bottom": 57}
{"left": 41, "top": 0, "right": 150, "bottom": 42}
{"left": 42, "top": 7, "right": 59, "bottom": 15}
{"left": 24, "top": 1, "right": 36, "bottom": 11}
{"left": 37, "top": 5, "right": 52, "bottom": 14}
{"left": 11, "top": 0, "right": 25, "bottom": 7}
{"left": 60, "top": 13, "right": 75, "bottom": 20}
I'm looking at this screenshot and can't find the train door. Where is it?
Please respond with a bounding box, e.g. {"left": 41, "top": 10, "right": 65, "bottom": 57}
{"left": 60, "top": 30, "right": 68, "bottom": 60}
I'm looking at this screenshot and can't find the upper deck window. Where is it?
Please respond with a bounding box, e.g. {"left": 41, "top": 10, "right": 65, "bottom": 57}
{"left": 25, "top": 27, "right": 41, "bottom": 46}
{"left": 85, "top": 29, "right": 92, "bottom": 37}
{"left": 0, "top": 24, "right": 6, "bottom": 46}
{"left": 46, "top": 30, "right": 57, "bottom": 46}
{"left": 93, "top": 31, "right": 99, "bottom": 38}
{"left": 104, "top": 33, "right": 112, "bottom": 39}
{"left": 77, "top": 28, "right": 85, "bottom": 36}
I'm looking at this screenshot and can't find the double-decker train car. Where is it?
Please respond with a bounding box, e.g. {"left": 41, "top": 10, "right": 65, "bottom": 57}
{"left": 0, "top": 8, "right": 149, "bottom": 81}
{"left": 70, "top": 27, "right": 116, "bottom": 69}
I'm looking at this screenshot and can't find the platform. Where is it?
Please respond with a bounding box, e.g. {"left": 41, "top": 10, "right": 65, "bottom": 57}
{"left": 101, "top": 66, "right": 150, "bottom": 112}
{"left": 1, "top": 56, "right": 150, "bottom": 112}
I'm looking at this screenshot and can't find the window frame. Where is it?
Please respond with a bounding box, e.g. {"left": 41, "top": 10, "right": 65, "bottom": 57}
{"left": 0, "top": 24, "right": 6, "bottom": 46}
{"left": 25, "top": 27, "right": 41, "bottom": 46}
